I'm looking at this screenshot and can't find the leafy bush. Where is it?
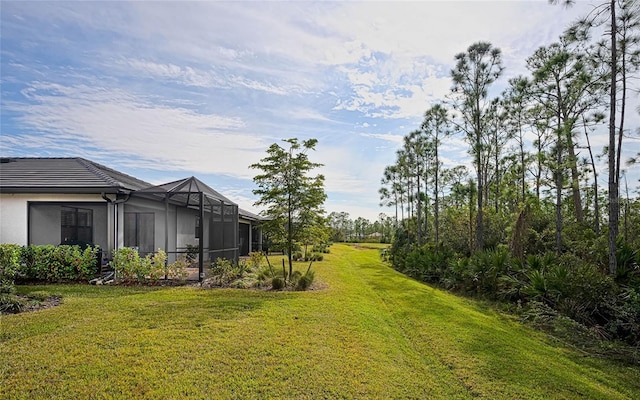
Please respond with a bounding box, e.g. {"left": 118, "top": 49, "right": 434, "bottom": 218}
{"left": 111, "top": 248, "right": 167, "bottom": 283}
{"left": 312, "top": 243, "right": 331, "bottom": 254}
{"left": 615, "top": 240, "right": 639, "bottom": 285}
{"left": 0, "top": 293, "right": 26, "bottom": 314}
{"left": 391, "top": 234, "right": 640, "bottom": 348}
{"left": 256, "top": 263, "right": 276, "bottom": 283}
{"left": 17, "top": 245, "right": 99, "bottom": 282}
{"left": 295, "top": 270, "right": 315, "bottom": 291}
{"left": 166, "top": 255, "right": 189, "bottom": 281}
{"left": 111, "top": 247, "right": 143, "bottom": 282}
{"left": 185, "top": 244, "right": 199, "bottom": 263}
{"left": 271, "top": 276, "right": 285, "bottom": 290}
{"left": 0, "top": 244, "right": 21, "bottom": 294}
{"left": 209, "top": 257, "right": 246, "bottom": 285}
{"left": 248, "top": 251, "right": 264, "bottom": 269}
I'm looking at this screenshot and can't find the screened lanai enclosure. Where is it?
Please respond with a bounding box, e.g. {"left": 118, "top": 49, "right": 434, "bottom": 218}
{"left": 129, "top": 177, "right": 239, "bottom": 281}
{"left": 2, "top": 158, "right": 253, "bottom": 283}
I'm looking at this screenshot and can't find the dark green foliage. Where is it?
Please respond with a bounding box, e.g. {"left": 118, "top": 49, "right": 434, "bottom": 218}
{"left": 295, "top": 270, "right": 315, "bottom": 290}
{"left": 271, "top": 276, "right": 285, "bottom": 290}
{"left": 251, "top": 138, "right": 327, "bottom": 280}
{"left": 110, "top": 248, "right": 169, "bottom": 283}
{"left": 17, "top": 245, "right": 99, "bottom": 283}
{"left": 209, "top": 257, "right": 246, "bottom": 286}
{"left": 311, "top": 243, "right": 331, "bottom": 254}
{"left": 0, "top": 244, "right": 21, "bottom": 294}
{"left": 0, "top": 293, "right": 26, "bottom": 313}
{"left": 389, "top": 234, "right": 640, "bottom": 347}
{"left": 615, "top": 240, "right": 639, "bottom": 285}
{"left": 185, "top": 244, "right": 199, "bottom": 263}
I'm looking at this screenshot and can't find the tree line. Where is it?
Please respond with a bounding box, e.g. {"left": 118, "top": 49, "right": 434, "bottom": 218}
{"left": 378, "top": 1, "right": 640, "bottom": 352}
{"left": 379, "top": 0, "right": 640, "bottom": 274}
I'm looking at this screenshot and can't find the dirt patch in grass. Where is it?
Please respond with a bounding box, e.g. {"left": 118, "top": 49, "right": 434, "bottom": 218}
{"left": 23, "top": 295, "right": 62, "bottom": 312}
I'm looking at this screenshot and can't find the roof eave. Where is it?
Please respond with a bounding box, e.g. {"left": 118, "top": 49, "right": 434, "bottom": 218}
{"left": 0, "top": 187, "right": 125, "bottom": 194}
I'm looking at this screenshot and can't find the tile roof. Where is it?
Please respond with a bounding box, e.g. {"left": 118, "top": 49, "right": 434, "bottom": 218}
{"left": 0, "top": 157, "right": 151, "bottom": 193}
{"left": 239, "top": 208, "right": 264, "bottom": 221}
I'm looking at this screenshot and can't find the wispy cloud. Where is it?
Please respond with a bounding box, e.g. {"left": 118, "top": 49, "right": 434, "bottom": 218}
{"left": 3, "top": 82, "right": 267, "bottom": 178}
{"left": 2, "top": 0, "right": 636, "bottom": 222}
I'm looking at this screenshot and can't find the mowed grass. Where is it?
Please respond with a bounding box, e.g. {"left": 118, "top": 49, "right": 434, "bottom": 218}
{"left": 1, "top": 244, "right": 638, "bottom": 399}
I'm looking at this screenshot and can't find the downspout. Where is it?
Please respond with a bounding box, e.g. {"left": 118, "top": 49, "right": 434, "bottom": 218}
{"left": 101, "top": 191, "right": 130, "bottom": 257}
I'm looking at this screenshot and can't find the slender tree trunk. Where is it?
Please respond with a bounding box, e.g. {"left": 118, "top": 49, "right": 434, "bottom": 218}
{"left": 469, "top": 181, "right": 475, "bottom": 254}
{"left": 555, "top": 124, "right": 563, "bottom": 255}
{"left": 536, "top": 141, "right": 543, "bottom": 201}
{"left": 520, "top": 127, "right": 526, "bottom": 204}
{"left": 494, "top": 130, "right": 500, "bottom": 213}
{"left": 424, "top": 171, "right": 429, "bottom": 241}
{"left": 608, "top": 0, "right": 618, "bottom": 276}
{"left": 394, "top": 192, "right": 398, "bottom": 228}
{"left": 476, "top": 130, "right": 484, "bottom": 252}
{"left": 583, "top": 117, "right": 600, "bottom": 235}
{"left": 435, "top": 146, "right": 440, "bottom": 246}
{"left": 287, "top": 178, "right": 293, "bottom": 279}
{"left": 566, "top": 128, "right": 584, "bottom": 223}
{"left": 623, "top": 173, "right": 629, "bottom": 243}
{"left": 554, "top": 79, "right": 564, "bottom": 255}
{"left": 416, "top": 170, "right": 422, "bottom": 246}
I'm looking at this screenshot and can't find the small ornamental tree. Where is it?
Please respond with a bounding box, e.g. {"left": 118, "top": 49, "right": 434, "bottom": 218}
{"left": 251, "top": 138, "right": 327, "bottom": 280}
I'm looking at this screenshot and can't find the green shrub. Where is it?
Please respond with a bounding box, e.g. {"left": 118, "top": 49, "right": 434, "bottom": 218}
{"left": 146, "top": 250, "right": 167, "bottom": 282}
{"left": 185, "top": 244, "right": 199, "bottom": 263}
{"left": 111, "top": 247, "right": 143, "bottom": 282}
{"left": 295, "top": 270, "right": 315, "bottom": 291}
{"left": 111, "top": 248, "right": 167, "bottom": 283}
{"left": 210, "top": 257, "right": 246, "bottom": 285}
{"left": 167, "top": 255, "right": 189, "bottom": 281}
{"left": 0, "top": 244, "right": 21, "bottom": 294}
{"left": 615, "top": 240, "right": 639, "bottom": 285}
{"left": 312, "top": 243, "right": 331, "bottom": 254}
{"left": 271, "top": 276, "right": 285, "bottom": 290}
{"left": 0, "top": 293, "right": 26, "bottom": 314}
{"left": 248, "top": 251, "right": 264, "bottom": 269}
{"left": 17, "top": 245, "right": 99, "bottom": 282}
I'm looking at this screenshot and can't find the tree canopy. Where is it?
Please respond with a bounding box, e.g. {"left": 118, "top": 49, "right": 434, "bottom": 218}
{"left": 251, "top": 138, "right": 327, "bottom": 279}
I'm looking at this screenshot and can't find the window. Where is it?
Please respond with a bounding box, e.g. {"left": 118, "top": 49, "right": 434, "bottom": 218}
{"left": 195, "top": 216, "right": 200, "bottom": 238}
{"left": 61, "top": 207, "right": 93, "bottom": 245}
{"left": 124, "top": 213, "right": 154, "bottom": 254}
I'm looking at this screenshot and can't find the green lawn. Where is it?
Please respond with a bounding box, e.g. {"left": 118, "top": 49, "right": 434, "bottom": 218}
{"left": 1, "top": 244, "right": 638, "bottom": 399}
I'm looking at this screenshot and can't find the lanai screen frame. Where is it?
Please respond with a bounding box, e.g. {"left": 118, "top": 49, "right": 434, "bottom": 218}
{"left": 130, "top": 177, "right": 239, "bottom": 282}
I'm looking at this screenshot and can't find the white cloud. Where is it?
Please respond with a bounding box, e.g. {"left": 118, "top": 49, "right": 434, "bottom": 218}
{"left": 5, "top": 82, "right": 268, "bottom": 179}
{"left": 4, "top": 0, "right": 638, "bottom": 221}
{"left": 359, "top": 132, "right": 405, "bottom": 145}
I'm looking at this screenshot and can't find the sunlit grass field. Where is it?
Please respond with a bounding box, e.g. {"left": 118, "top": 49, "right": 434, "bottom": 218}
{"left": 1, "top": 244, "right": 638, "bottom": 399}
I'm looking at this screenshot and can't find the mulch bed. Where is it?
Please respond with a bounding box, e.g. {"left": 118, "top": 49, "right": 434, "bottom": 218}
{"left": 1, "top": 295, "right": 62, "bottom": 315}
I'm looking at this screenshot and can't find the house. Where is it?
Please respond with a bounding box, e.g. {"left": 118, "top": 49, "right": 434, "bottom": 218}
{"left": 0, "top": 157, "right": 263, "bottom": 280}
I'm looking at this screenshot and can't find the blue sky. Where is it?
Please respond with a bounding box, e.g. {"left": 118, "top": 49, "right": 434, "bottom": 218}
{"left": 2, "top": 1, "right": 638, "bottom": 221}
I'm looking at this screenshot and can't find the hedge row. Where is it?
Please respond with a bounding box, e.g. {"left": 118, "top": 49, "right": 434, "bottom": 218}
{"left": 0, "top": 244, "right": 100, "bottom": 285}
